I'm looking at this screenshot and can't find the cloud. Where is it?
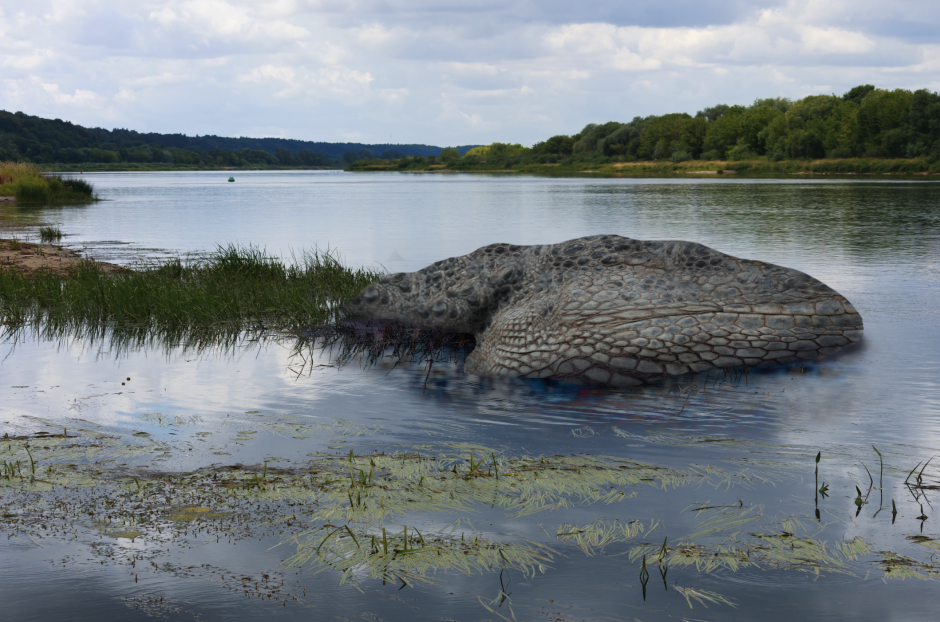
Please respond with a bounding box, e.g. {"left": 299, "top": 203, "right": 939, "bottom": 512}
{"left": 41, "top": 83, "right": 102, "bottom": 106}
{"left": 238, "top": 65, "right": 297, "bottom": 84}
{"left": 379, "top": 88, "right": 409, "bottom": 104}
{"left": 0, "top": 0, "right": 937, "bottom": 146}
{"left": 1, "top": 52, "right": 52, "bottom": 70}
{"left": 461, "top": 111, "right": 483, "bottom": 125}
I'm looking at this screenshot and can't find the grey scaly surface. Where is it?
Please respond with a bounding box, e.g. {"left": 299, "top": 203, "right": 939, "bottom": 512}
{"left": 348, "top": 235, "right": 863, "bottom": 386}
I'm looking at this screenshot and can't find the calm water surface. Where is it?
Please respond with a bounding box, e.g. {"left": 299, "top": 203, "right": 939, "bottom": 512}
{"left": 2, "top": 171, "right": 940, "bottom": 621}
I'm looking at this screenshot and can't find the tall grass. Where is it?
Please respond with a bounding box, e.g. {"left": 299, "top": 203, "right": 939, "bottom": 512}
{"left": 0, "top": 161, "right": 97, "bottom": 202}
{"left": 0, "top": 245, "right": 382, "bottom": 342}
{"left": 39, "top": 226, "right": 63, "bottom": 242}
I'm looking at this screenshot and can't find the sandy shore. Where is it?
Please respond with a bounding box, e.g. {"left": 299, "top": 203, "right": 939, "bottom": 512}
{"left": 0, "top": 239, "right": 124, "bottom": 277}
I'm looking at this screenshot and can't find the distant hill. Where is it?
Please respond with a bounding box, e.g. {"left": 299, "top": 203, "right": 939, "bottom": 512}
{"left": 0, "top": 109, "right": 479, "bottom": 167}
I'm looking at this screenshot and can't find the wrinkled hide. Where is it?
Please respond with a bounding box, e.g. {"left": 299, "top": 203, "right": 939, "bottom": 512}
{"left": 348, "top": 236, "right": 863, "bottom": 386}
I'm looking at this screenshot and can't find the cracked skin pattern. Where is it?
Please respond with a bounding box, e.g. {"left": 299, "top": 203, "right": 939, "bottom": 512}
{"left": 348, "top": 235, "right": 863, "bottom": 386}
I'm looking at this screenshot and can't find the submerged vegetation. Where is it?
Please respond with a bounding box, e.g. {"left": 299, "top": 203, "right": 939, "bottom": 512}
{"left": 0, "top": 244, "right": 381, "bottom": 342}
{"left": 0, "top": 161, "right": 97, "bottom": 202}
{"left": 3, "top": 419, "right": 940, "bottom": 617}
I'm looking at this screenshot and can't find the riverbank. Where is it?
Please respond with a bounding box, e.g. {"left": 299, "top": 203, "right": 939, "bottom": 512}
{"left": 39, "top": 163, "right": 340, "bottom": 173}
{"left": 350, "top": 156, "right": 940, "bottom": 177}
{"left": 0, "top": 239, "right": 124, "bottom": 277}
{"left": 0, "top": 161, "right": 98, "bottom": 202}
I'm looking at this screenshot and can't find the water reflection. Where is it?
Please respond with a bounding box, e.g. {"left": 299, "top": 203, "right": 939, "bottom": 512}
{"left": 3, "top": 174, "right": 940, "bottom": 621}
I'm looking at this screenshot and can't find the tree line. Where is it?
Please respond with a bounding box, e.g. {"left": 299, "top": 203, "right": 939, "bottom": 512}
{"left": 459, "top": 85, "right": 940, "bottom": 167}
{"left": 0, "top": 109, "right": 475, "bottom": 167}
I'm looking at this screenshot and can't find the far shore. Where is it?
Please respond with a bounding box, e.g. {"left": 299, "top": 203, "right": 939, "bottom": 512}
{"left": 14, "top": 157, "right": 940, "bottom": 178}
{"left": 350, "top": 156, "right": 940, "bottom": 177}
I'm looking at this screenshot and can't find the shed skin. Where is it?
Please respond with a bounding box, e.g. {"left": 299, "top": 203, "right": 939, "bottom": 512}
{"left": 348, "top": 235, "right": 863, "bottom": 386}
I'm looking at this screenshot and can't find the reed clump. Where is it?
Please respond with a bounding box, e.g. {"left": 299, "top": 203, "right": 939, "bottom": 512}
{"left": 0, "top": 244, "right": 382, "bottom": 337}
{"left": 0, "top": 161, "right": 97, "bottom": 202}
{"left": 38, "top": 226, "right": 63, "bottom": 242}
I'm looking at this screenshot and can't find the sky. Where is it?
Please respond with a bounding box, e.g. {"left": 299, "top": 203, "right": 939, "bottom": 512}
{"left": 1, "top": 0, "right": 939, "bottom": 147}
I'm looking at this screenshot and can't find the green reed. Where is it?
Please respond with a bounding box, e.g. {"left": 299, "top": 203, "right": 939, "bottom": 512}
{"left": 38, "top": 226, "right": 63, "bottom": 242}
{"left": 0, "top": 244, "right": 382, "bottom": 339}
{"left": 0, "top": 162, "right": 97, "bottom": 203}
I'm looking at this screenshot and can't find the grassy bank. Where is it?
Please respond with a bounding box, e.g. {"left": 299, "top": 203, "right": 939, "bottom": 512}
{"left": 40, "top": 163, "right": 339, "bottom": 172}
{"left": 349, "top": 156, "right": 940, "bottom": 177}
{"left": 0, "top": 245, "right": 381, "bottom": 341}
{"left": 0, "top": 161, "right": 98, "bottom": 202}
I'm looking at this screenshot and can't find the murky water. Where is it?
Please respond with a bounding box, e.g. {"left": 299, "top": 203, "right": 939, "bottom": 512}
{"left": 2, "top": 172, "right": 940, "bottom": 621}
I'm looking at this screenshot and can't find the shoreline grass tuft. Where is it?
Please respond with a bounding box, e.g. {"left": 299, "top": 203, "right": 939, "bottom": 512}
{"left": 38, "top": 226, "right": 63, "bottom": 242}
{"left": 0, "top": 244, "right": 382, "bottom": 340}
{"left": 0, "top": 161, "right": 98, "bottom": 203}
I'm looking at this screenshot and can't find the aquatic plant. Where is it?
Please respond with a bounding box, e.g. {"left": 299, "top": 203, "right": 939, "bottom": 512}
{"left": 38, "top": 226, "right": 63, "bottom": 242}
{"left": 0, "top": 245, "right": 382, "bottom": 342}
{"left": 4, "top": 424, "right": 940, "bottom": 617}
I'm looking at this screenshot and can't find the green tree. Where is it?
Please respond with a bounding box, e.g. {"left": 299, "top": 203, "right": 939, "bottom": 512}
{"left": 702, "top": 105, "right": 746, "bottom": 158}
{"left": 636, "top": 114, "right": 706, "bottom": 159}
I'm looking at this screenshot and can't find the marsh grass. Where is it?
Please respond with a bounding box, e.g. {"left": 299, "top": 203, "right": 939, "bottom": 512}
{"left": 0, "top": 244, "right": 382, "bottom": 342}
{"left": 0, "top": 162, "right": 97, "bottom": 202}
{"left": 38, "top": 226, "right": 63, "bottom": 242}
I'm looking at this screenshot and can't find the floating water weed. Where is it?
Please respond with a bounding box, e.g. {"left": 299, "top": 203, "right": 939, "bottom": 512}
{"left": 673, "top": 585, "right": 736, "bottom": 609}
{"left": 5, "top": 430, "right": 940, "bottom": 615}
{"left": 555, "top": 519, "right": 651, "bottom": 556}
{"left": 282, "top": 518, "right": 555, "bottom": 590}
{"left": 878, "top": 551, "right": 940, "bottom": 581}
{"left": 627, "top": 506, "right": 874, "bottom": 578}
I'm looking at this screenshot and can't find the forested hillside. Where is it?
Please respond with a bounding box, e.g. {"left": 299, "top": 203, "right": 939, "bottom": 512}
{"left": 519, "top": 85, "right": 940, "bottom": 164}
{"left": 0, "top": 110, "right": 475, "bottom": 167}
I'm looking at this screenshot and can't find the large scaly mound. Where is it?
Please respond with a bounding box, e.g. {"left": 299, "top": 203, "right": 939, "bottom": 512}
{"left": 349, "top": 235, "right": 863, "bottom": 386}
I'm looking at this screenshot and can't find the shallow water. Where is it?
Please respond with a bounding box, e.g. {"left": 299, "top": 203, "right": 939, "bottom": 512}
{"left": 2, "top": 172, "right": 940, "bottom": 621}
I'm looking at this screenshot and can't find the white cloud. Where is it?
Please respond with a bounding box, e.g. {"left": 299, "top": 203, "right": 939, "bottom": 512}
{"left": 0, "top": 0, "right": 937, "bottom": 146}
{"left": 461, "top": 111, "right": 483, "bottom": 125}
{"left": 1, "top": 52, "right": 51, "bottom": 70}
{"left": 801, "top": 27, "right": 874, "bottom": 54}
{"left": 41, "top": 83, "right": 102, "bottom": 106}
{"left": 239, "top": 64, "right": 297, "bottom": 84}
{"left": 380, "top": 87, "right": 409, "bottom": 104}
{"left": 114, "top": 87, "right": 137, "bottom": 103}
{"left": 353, "top": 23, "right": 393, "bottom": 46}
{"left": 430, "top": 61, "right": 501, "bottom": 76}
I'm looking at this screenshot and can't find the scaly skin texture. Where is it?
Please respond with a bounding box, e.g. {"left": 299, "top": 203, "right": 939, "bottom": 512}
{"left": 348, "top": 235, "right": 863, "bottom": 386}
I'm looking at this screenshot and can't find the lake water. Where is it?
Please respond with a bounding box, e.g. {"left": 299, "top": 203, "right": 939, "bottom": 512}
{"left": 2, "top": 171, "right": 940, "bottom": 621}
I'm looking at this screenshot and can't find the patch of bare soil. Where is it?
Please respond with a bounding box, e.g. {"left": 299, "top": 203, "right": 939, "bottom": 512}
{"left": 0, "top": 239, "right": 125, "bottom": 277}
